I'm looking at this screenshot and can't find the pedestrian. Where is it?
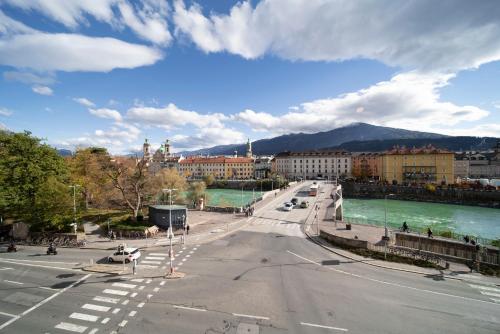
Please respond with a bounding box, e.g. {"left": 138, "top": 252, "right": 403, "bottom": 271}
{"left": 427, "top": 227, "right": 433, "bottom": 238}
{"left": 186, "top": 224, "right": 190, "bottom": 235}
{"left": 132, "top": 258, "right": 137, "bottom": 275}
{"left": 463, "top": 235, "right": 470, "bottom": 243}
{"left": 470, "top": 239, "right": 476, "bottom": 246}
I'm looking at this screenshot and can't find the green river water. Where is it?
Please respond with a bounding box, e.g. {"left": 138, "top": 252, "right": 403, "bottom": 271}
{"left": 205, "top": 189, "right": 261, "bottom": 207}
{"left": 343, "top": 198, "right": 500, "bottom": 240}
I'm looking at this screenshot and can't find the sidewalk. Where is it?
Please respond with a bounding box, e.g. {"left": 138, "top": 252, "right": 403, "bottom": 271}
{"left": 304, "top": 184, "right": 500, "bottom": 285}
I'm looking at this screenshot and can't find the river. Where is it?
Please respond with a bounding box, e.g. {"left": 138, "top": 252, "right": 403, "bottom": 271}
{"left": 343, "top": 198, "right": 500, "bottom": 240}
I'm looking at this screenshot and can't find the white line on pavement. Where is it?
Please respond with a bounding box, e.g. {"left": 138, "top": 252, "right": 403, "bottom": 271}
{"left": 112, "top": 282, "right": 136, "bottom": 289}
{"left": 82, "top": 304, "right": 110, "bottom": 312}
{"left": 131, "top": 278, "right": 144, "bottom": 282}
{"left": 160, "top": 281, "right": 165, "bottom": 286}
{"left": 39, "top": 286, "right": 59, "bottom": 291}
{"left": 0, "top": 258, "right": 81, "bottom": 272}
{"left": 480, "top": 291, "right": 500, "bottom": 298}
{"left": 0, "top": 311, "right": 16, "bottom": 318}
{"left": 54, "top": 322, "right": 87, "bottom": 333}
{"left": 119, "top": 320, "right": 128, "bottom": 327}
{"left": 101, "top": 317, "right": 110, "bottom": 324}
{"left": 130, "top": 292, "right": 138, "bottom": 298}
{"left": 136, "top": 264, "right": 158, "bottom": 269}
{"left": 490, "top": 298, "right": 500, "bottom": 303}
{"left": 0, "top": 267, "right": 13, "bottom": 270}
{"left": 300, "top": 322, "right": 348, "bottom": 332}
{"left": 149, "top": 253, "right": 168, "bottom": 256}
{"left": 174, "top": 305, "right": 206, "bottom": 312}
{"left": 146, "top": 279, "right": 152, "bottom": 284}
{"left": 286, "top": 250, "right": 500, "bottom": 306}
{"left": 0, "top": 258, "right": 79, "bottom": 265}
{"left": 112, "top": 308, "right": 120, "bottom": 314}
{"left": 141, "top": 260, "right": 161, "bottom": 264}
{"left": 128, "top": 310, "right": 137, "bottom": 317}
{"left": 145, "top": 257, "right": 165, "bottom": 260}
{"left": 69, "top": 312, "right": 99, "bottom": 322}
{"left": 469, "top": 284, "right": 500, "bottom": 293}
{"left": 93, "top": 296, "right": 119, "bottom": 304}
{"left": 4, "top": 280, "right": 24, "bottom": 285}
{"left": 103, "top": 289, "right": 128, "bottom": 296}
{"left": 232, "top": 313, "right": 269, "bottom": 320}
{"left": 0, "top": 274, "right": 91, "bottom": 331}
{"left": 88, "top": 328, "right": 99, "bottom": 334}
{"left": 137, "top": 302, "right": 145, "bottom": 308}
{"left": 138, "top": 285, "right": 145, "bottom": 290}
{"left": 122, "top": 299, "right": 129, "bottom": 305}
{"left": 153, "top": 287, "right": 159, "bottom": 292}
{"left": 147, "top": 294, "right": 153, "bottom": 299}
{"left": 182, "top": 259, "right": 187, "bottom": 262}
{"left": 186, "top": 255, "right": 191, "bottom": 258}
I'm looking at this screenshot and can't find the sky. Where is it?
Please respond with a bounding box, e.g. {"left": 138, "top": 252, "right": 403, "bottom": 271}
{"left": 0, "top": 0, "right": 499, "bottom": 154}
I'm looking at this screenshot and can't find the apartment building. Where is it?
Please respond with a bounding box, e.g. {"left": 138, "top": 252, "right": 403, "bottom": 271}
{"left": 178, "top": 156, "right": 254, "bottom": 179}
{"left": 352, "top": 152, "right": 383, "bottom": 180}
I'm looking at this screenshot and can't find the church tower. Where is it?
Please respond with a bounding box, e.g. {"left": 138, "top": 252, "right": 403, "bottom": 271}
{"left": 143, "top": 138, "right": 151, "bottom": 161}
{"left": 165, "top": 139, "right": 171, "bottom": 157}
{"left": 246, "top": 138, "right": 252, "bottom": 158}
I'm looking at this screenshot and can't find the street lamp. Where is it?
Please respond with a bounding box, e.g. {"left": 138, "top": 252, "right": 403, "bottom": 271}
{"left": 182, "top": 214, "right": 186, "bottom": 245}
{"left": 383, "top": 193, "right": 395, "bottom": 260}
{"left": 69, "top": 185, "right": 80, "bottom": 234}
{"left": 162, "top": 188, "right": 177, "bottom": 275}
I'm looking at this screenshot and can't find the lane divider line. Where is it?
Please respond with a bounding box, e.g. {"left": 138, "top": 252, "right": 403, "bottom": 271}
{"left": 174, "top": 305, "right": 206, "bottom": 312}
{"left": 232, "top": 313, "right": 269, "bottom": 320}
{"left": 300, "top": 322, "right": 348, "bottom": 332}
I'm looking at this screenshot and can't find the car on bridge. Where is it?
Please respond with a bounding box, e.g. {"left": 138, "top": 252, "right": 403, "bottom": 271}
{"left": 283, "top": 202, "right": 293, "bottom": 211}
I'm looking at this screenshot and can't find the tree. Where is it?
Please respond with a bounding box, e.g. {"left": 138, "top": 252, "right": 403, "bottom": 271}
{"left": 104, "top": 158, "right": 159, "bottom": 218}
{"left": 187, "top": 181, "right": 206, "bottom": 207}
{"left": 157, "top": 169, "right": 187, "bottom": 204}
{"left": 203, "top": 174, "right": 215, "bottom": 187}
{"left": 0, "top": 131, "right": 70, "bottom": 226}
{"left": 67, "top": 147, "right": 111, "bottom": 209}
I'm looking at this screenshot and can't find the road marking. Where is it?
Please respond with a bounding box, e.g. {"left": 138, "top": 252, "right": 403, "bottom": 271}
{"left": 121, "top": 299, "right": 129, "bottom": 305}
{"left": 130, "top": 292, "right": 138, "bottom": 298}
{"left": 147, "top": 294, "right": 153, "bottom": 299}
{"left": 145, "top": 257, "right": 164, "bottom": 260}
{"left": 178, "top": 251, "right": 183, "bottom": 254}
{"left": 161, "top": 266, "right": 167, "bottom": 269}
{"left": 480, "top": 291, "right": 500, "bottom": 298}
{"left": 160, "top": 281, "right": 165, "bottom": 286}
{"left": 112, "top": 282, "right": 136, "bottom": 289}
{"left": 112, "top": 308, "right": 120, "bottom": 314}
{"left": 128, "top": 310, "right": 137, "bottom": 317}
{"left": 189, "top": 251, "right": 194, "bottom": 254}
{"left": 490, "top": 298, "right": 500, "bottom": 303}
{"left": 119, "top": 320, "right": 128, "bottom": 327}
{"left": 469, "top": 284, "right": 500, "bottom": 293}
{"left": 149, "top": 253, "right": 168, "bottom": 256}
{"left": 103, "top": 289, "right": 128, "bottom": 296}
{"left": 101, "top": 317, "right": 110, "bottom": 324}
{"left": 153, "top": 287, "right": 160, "bottom": 292}
{"left": 0, "top": 267, "right": 13, "bottom": 270}
{"left": 300, "top": 322, "right": 348, "bottom": 332}
{"left": 146, "top": 279, "right": 152, "bottom": 284}
{"left": 54, "top": 322, "right": 87, "bottom": 333}
{"left": 93, "top": 296, "right": 119, "bottom": 304}
{"left": 138, "top": 302, "right": 145, "bottom": 308}
{"left": 82, "top": 304, "right": 110, "bottom": 312}
{"left": 0, "top": 273, "right": 91, "bottom": 331}
{"left": 174, "top": 305, "right": 206, "bottom": 312}
{"left": 177, "top": 262, "right": 183, "bottom": 266}
{"left": 131, "top": 278, "right": 144, "bottom": 282}
{"left": 141, "top": 260, "right": 161, "bottom": 264}
{"left": 186, "top": 255, "right": 191, "bottom": 258}
{"left": 70, "top": 312, "right": 99, "bottom": 322}
{"left": 0, "top": 259, "right": 82, "bottom": 272}
{"left": 0, "top": 258, "right": 78, "bottom": 265}
{"left": 39, "top": 286, "right": 59, "bottom": 291}
{"left": 286, "top": 250, "right": 500, "bottom": 306}
{"left": 88, "top": 328, "right": 99, "bottom": 334}
{"left": 4, "top": 280, "right": 24, "bottom": 285}
{"left": 0, "top": 311, "right": 16, "bottom": 318}
{"left": 232, "top": 313, "right": 269, "bottom": 320}
{"left": 138, "top": 285, "right": 145, "bottom": 290}
{"left": 182, "top": 258, "right": 187, "bottom": 262}
{"left": 137, "top": 264, "right": 158, "bottom": 269}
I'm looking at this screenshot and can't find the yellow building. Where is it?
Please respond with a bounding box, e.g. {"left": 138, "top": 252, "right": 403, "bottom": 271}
{"left": 381, "top": 146, "right": 454, "bottom": 185}
{"left": 178, "top": 156, "right": 254, "bottom": 179}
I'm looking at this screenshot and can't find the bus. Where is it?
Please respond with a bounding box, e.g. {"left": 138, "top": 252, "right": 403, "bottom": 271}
{"left": 309, "top": 184, "right": 319, "bottom": 196}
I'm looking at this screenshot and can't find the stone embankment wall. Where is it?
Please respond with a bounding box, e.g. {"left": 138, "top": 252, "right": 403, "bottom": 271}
{"left": 342, "top": 182, "right": 500, "bottom": 208}
{"left": 320, "top": 230, "right": 368, "bottom": 249}
{"left": 395, "top": 233, "right": 499, "bottom": 265}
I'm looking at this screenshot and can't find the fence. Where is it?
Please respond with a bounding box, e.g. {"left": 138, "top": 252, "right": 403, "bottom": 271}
{"left": 367, "top": 243, "right": 448, "bottom": 268}
{"left": 343, "top": 216, "right": 495, "bottom": 246}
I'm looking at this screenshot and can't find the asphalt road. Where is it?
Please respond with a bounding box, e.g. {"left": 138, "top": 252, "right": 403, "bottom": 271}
{"left": 0, "top": 181, "right": 499, "bottom": 333}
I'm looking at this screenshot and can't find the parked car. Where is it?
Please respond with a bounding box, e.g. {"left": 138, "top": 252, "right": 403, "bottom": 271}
{"left": 283, "top": 202, "right": 293, "bottom": 211}
{"left": 300, "top": 200, "right": 309, "bottom": 208}
{"left": 291, "top": 198, "right": 299, "bottom": 205}
{"left": 108, "top": 247, "right": 141, "bottom": 263}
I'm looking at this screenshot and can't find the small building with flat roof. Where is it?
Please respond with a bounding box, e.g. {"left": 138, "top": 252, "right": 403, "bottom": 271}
{"left": 148, "top": 205, "right": 187, "bottom": 230}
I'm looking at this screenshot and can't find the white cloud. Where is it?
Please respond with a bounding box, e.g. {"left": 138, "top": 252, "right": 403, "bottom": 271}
{"left": 0, "top": 107, "right": 12, "bottom": 116}
{"left": 32, "top": 85, "right": 53, "bottom": 95}
{"left": 88, "top": 108, "right": 122, "bottom": 121}
{"left": 0, "top": 9, "right": 35, "bottom": 35}
{"left": 0, "top": 32, "right": 163, "bottom": 72}
{"left": 3, "top": 70, "right": 55, "bottom": 85}
{"left": 173, "top": 0, "right": 500, "bottom": 72}
{"left": 117, "top": 0, "right": 172, "bottom": 46}
{"left": 126, "top": 103, "right": 227, "bottom": 130}
{"left": 0, "top": 122, "right": 9, "bottom": 131}
{"left": 73, "top": 97, "right": 95, "bottom": 107}
{"left": 108, "top": 99, "right": 119, "bottom": 106}
{"left": 430, "top": 124, "right": 500, "bottom": 138}
{"left": 233, "top": 72, "right": 490, "bottom": 135}
{"left": 172, "top": 127, "right": 245, "bottom": 150}
{"left": 3, "top": 0, "right": 171, "bottom": 46}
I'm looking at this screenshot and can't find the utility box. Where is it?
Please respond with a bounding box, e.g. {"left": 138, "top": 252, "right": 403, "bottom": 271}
{"left": 148, "top": 205, "right": 187, "bottom": 230}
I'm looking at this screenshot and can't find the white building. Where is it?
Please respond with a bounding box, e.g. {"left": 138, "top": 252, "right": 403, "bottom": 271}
{"left": 274, "top": 150, "right": 352, "bottom": 180}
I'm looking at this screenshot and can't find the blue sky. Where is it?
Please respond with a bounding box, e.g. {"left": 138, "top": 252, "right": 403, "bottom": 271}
{"left": 0, "top": 0, "right": 499, "bottom": 154}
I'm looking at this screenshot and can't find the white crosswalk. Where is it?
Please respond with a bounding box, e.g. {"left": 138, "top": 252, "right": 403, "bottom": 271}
{"left": 468, "top": 283, "right": 500, "bottom": 303}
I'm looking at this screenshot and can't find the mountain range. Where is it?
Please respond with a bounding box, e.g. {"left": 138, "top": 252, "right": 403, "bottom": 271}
{"left": 178, "top": 123, "right": 498, "bottom": 156}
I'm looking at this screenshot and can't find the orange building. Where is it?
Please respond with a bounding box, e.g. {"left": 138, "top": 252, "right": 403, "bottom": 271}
{"left": 352, "top": 152, "right": 382, "bottom": 180}
{"left": 178, "top": 156, "right": 254, "bottom": 179}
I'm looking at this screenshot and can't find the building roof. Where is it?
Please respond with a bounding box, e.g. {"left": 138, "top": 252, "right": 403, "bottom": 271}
{"left": 149, "top": 205, "right": 187, "bottom": 210}
{"left": 275, "top": 150, "right": 351, "bottom": 157}
{"left": 179, "top": 156, "right": 253, "bottom": 164}
{"left": 385, "top": 145, "right": 452, "bottom": 155}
